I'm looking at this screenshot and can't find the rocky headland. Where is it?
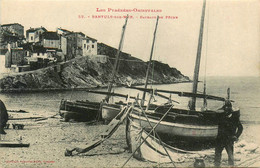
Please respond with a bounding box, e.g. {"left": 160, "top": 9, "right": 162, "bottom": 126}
{"left": 0, "top": 43, "right": 190, "bottom": 92}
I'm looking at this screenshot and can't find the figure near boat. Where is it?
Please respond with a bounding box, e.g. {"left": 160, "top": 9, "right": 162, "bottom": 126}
{"left": 214, "top": 100, "right": 243, "bottom": 167}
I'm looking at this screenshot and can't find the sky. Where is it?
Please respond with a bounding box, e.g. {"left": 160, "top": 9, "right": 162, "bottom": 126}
{"left": 1, "top": 0, "right": 259, "bottom": 77}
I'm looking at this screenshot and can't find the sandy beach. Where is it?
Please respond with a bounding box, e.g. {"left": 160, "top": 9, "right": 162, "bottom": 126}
{"left": 1, "top": 115, "right": 260, "bottom": 168}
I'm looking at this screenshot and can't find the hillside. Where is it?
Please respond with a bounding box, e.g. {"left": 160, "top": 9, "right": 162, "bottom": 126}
{"left": 0, "top": 53, "right": 190, "bottom": 92}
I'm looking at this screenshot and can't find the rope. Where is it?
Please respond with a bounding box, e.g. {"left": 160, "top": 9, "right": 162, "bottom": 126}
{"left": 151, "top": 36, "right": 157, "bottom": 87}
{"left": 202, "top": 0, "right": 210, "bottom": 109}
{"left": 203, "top": 0, "right": 210, "bottom": 85}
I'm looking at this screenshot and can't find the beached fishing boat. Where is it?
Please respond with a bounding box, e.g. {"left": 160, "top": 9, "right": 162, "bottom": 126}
{"left": 126, "top": 0, "right": 239, "bottom": 143}
{"left": 126, "top": 89, "right": 238, "bottom": 142}
{"left": 128, "top": 102, "right": 228, "bottom": 141}
{"left": 59, "top": 16, "right": 129, "bottom": 122}
{"left": 59, "top": 100, "right": 101, "bottom": 122}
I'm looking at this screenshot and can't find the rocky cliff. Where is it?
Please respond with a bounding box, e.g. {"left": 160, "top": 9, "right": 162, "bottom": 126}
{"left": 0, "top": 44, "right": 190, "bottom": 92}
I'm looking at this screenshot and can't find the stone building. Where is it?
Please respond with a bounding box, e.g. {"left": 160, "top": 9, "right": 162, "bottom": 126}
{"left": 5, "top": 48, "right": 26, "bottom": 67}
{"left": 65, "top": 32, "right": 85, "bottom": 60}
{"left": 0, "top": 23, "right": 24, "bottom": 38}
{"left": 41, "top": 31, "right": 60, "bottom": 49}
{"left": 56, "top": 28, "right": 70, "bottom": 56}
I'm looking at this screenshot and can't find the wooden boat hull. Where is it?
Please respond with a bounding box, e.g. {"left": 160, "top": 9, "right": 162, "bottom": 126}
{"left": 130, "top": 112, "right": 218, "bottom": 140}
{"left": 59, "top": 100, "right": 101, "bottom": 122}
{"left": 127, "top": 120, "right": 199, "bottom": 163}
{"left": 128, "top": 106, "right": 223, "bottom": 141}
{"left": 59, "top": 110, "right": 97, "bottom": 122}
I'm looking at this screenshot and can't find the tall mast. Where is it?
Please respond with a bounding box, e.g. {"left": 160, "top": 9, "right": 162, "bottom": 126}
{"left": 190, "top": 0, "right": 206, "bottom": 110}
{"left": 105, "top": 15, "right": 128, "bottom": 102}
{"left": 141, "top": 16, "right": 159, "bottom": 106}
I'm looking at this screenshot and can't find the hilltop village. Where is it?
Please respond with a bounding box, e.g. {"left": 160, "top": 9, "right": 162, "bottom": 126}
{"left": 0, "top": 23, "right": 120, "bottom": 73}
{"left": 0, "top": 23, "right": 190, "bottom": 92}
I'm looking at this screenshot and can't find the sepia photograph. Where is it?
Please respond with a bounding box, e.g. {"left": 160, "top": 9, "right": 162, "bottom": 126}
{"left": 0, "top": 0, "right": 259, "bottom": 167}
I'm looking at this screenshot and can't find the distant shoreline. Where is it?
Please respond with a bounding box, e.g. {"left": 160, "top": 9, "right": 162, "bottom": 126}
{"left": 0, "top": 80, "right": 192, "bottom": 93}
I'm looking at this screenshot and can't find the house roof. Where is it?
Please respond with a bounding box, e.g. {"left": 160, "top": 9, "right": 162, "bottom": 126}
{"left": 76, "top": 32, "right": 86, "bottom": 37}
{"left": 63, "top": 31, "right": 97, "bottom": 41}
{"left": 64, "top": 31, "right": 86, "bottom": 38}
{"left": 42, "top": 31, "right": 59, "bottom": 40}
{"left": 57, "top": 28, "right": 71, "bottom": 33}
{"left": 26, "top": 27, "right": 47, "bottom": 33}
{"left": 85, "top": 36, "right": 97, "bottom": 41}
{"left": 1, "top": 23, "right": 24, "bottom": 28}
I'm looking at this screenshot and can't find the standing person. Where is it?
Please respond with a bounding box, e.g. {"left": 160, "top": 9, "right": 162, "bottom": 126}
{"left": 0, "top": 99, "right": 8, "bottom": 140}
{"left": 214, "top": 100, "right": 243, "bottom": 167}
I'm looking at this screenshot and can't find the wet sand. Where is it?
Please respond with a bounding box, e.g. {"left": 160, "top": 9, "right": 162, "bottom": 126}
{"left": 1, "top": 116, "right": 260, "bottom": 168}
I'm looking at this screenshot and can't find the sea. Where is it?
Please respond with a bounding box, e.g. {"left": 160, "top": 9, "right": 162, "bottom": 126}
{"left": 0, "top": 76, "right": 259, "bottom": 142}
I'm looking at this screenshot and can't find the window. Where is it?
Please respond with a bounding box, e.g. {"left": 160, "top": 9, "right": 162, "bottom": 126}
{"left": 87, "top": 45, "right": 89, "bottom": 50}
{"left": 87, "top": 39, "right": 89, "bottom": 43}
{"left": 31, "top": 36, "right": 33, "bottom": 41}
{"left": 84, "top": 44, "right": 86, "bottom": 48}
{"left": 92, "top": 44, "right": 94, "bottom": 48}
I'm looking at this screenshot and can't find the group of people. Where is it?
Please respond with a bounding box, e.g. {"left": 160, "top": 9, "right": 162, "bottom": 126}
{"left": 0, "top": 99, "right": 243, "bottom": 167}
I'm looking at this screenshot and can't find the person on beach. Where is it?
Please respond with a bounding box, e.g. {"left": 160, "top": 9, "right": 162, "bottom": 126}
{"left": 0, "top": 99, "right": 8, "bottom": 140}
{"left": 214, "top": 100, "right": 243, "bottom": 167}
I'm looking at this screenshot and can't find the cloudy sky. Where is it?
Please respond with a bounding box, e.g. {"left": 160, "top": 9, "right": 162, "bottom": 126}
{"left": 1, "top": 0, "right": 259, "bottom": 77}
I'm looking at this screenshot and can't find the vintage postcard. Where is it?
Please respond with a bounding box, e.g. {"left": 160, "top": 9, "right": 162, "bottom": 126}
{"left": 0, "top": 0, "right": 259, "bottom": 167}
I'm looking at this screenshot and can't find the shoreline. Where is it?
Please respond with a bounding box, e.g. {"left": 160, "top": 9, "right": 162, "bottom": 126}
{"left": 0, "top": 80, "right": 192, "bottom": 93}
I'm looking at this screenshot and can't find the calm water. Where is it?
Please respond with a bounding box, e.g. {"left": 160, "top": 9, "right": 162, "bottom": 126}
{"left": 0, "top": 76, "right": 259, "bottom": 124}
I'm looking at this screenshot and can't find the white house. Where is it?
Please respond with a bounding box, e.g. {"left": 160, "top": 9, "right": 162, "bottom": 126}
{"left": 26, "top": 27, "right": 47, "bottom": 43}
{"left": 82, "top": 36, "right": 97, "bottom": 56}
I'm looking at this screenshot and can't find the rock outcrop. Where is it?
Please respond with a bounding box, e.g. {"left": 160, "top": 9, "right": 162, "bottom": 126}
{"left": 0, "top": 47, "right": 190, "bottom": 92}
